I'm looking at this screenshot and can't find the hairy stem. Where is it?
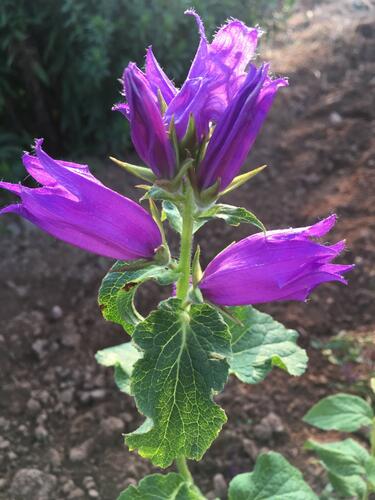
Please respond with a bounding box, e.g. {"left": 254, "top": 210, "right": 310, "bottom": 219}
{"left": 174, "top": 183, "right": 205, "bottom": 497}
{"left": 176, "top": 455, "right": 194, "bottom": 483}
{"left": 176, "top": 182, "right": 194, "bottom": 302}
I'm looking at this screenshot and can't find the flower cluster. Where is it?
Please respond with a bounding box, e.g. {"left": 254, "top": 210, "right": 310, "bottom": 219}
{"left": 0, "top": 11, "right": 352, "bottom": 308}
{"left": 113, "top": 10, "right": 287, "bottom": 190}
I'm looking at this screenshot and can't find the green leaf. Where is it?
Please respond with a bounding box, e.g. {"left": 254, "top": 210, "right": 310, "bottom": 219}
{"left": 326, "top": 471, "right": 367, "bottom": 498}
{"left": 95, "top": 342, "right": 142, "bottom": 395}
{"left": 303, "top": 393, "right": 374, "bottom": 432}
{"left": 98, "top": 260, "right": 177, "bottom": 334}
{"left": 117, "top": 472, "right": 202, "bottom": 499}
{"left": 365, "top": 457, "right": 375, "bottom": 487}
{"left": 228, "top": 451, "right": 318, "bottom": 499}
{"left": 304, "top": 438, "right": 370, "bottom": 478}
{"left": 226, "top": 306, "right": 308, "bottom": 384}
{"left": 198, "top": 204, "right": 265, "bottom": 232}
{"left": 126, "top": 298, "right": 231, "bottom": 468}
{"left": 162, "top": 201, "right": 206, "bottom": 234}
{"left": 162, "top": 201, "right": 183, "bottom": 234}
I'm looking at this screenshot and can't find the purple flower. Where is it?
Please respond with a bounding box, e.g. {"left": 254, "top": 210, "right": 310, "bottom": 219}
{"left": 122, "top": 63, "right": 176, "bottom": 178}
{"left": 197, "top": 64, "right": 287, "bottom": 190}
{"left": 199, "top": 215, "right": 354, "bottom": 306}
{"left": 114, "top": 12, "right": 285, "bottom": 186}
{"left": 0, "top": 140, "right": 162, "bottom": 260}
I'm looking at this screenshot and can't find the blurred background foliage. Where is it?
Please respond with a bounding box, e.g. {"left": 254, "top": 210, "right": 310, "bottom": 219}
{"left": 0, "top": 0, "right": 294, "bottom": 182}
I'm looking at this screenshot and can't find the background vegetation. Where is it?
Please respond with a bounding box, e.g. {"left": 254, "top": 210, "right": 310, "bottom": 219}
{"left": 0, "top": 0, "right": 294, "bottom": 181}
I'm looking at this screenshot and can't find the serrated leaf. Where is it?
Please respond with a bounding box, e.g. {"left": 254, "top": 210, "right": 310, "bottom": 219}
{"left": 225, "top": 306, "right": 307, "bottom": 384}
{"left": 95, "top": 342, "right": 142, "bottom": 395}
{"left": 98, "top": 260, "right": 177, "bottom": 334}
{"left": 126, "top": 298, "right": 231, "bottom": 468}
{"left": 228, "top": 451, "right": 318, "bottom": 499}
{"left": 304, "top": 438, "right": 370, "bottom": 478}
{"left": 198, "top": 204, "right": 265, "bottom": 232}
{"left": 117, "top": 472, "right": 202, "bottom": 500}
{"left": 303, "top": 393, "right": 373, "bottom": 432}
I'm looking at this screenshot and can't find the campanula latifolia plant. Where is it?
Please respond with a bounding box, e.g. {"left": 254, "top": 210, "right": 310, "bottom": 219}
{"left": 1, "top": 11, "right": 354, "bottom": 499}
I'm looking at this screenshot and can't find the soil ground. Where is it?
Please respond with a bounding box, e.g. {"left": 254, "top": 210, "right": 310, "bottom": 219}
{"left": 0, "top": 0, "right": 374, "bottom": 498}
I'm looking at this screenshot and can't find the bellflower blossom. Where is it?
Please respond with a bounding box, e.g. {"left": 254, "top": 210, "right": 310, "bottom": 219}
{"left": 199, "top": 215, "right": 354, "bottom": 306}
{"left": 113, "top": 10, "right": 287, "bottom": 189}
{"left": 0, "top": 140, "right": 162, "bottom": 260}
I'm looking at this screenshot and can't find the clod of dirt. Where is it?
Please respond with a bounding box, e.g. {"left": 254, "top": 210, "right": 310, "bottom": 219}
{"left": 213, "top": 473, "right": 227, "bottom": 499}
{"left": 243, "top": 438, "right": 259, "bottom": 460}
{"left": 99, "top": 416, "right": 125, "bottom": 444}
{"left": 10, "top": 469, "right": 57, "bottom": 500}
{"left": 68, "top": 438, "right": 94, "bottom": 463}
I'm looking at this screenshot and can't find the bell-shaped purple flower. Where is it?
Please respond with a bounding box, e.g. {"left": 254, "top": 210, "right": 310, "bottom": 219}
{"left": 117, "top": 63, "right": 176, "bottom": 178}
{"left": 197, "top": 64, "right": 287, "bottom": 190}
{"left": 199, "top": 215, "right": 354, "bottom": 306}
{"left": 0, "top": 140, "right": 162, "bottom": 260}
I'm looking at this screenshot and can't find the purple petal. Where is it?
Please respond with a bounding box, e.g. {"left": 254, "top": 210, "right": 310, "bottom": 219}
{"left": 165, "top": 77, "right": 210, "bottom": 139}
{"left": 0, "top": 141, "right": 162, "bottom": 260}
{"left": 198, "top": 64, "right": 287, "bottom": 189}
{"left": 185, "top": 10, "right": 261, "bottom": 126}
{"left": 124, "top": 63, "right": 175, "bottom": 178}
{"left": 145, "top": 47, "right": 177, "bottom": 104}
{"left": 0, "top": 181, "right": 22, "bottom": 195}
{"left": 112, "top": 102, "right": 130, "bottom": 120}
{"left": 199, "top": 216, "right": 353, "bottom": 306}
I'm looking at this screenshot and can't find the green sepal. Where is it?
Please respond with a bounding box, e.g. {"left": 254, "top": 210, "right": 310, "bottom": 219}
{"left": 304, "top": 438, "right": 370, "bottom": 497}
{"left": 303, "top": 393, "right": 374, "bottom": 432}
{"left": 95, "top": 342, "right": 142, "bottom": 395}
{"left": 98, "top": 259, "right": 178, "bottom": 335}
{"left": 197, "top": 204, "right": 266, "bottom": 232}
{"left": 117, "top": 472, "right": 203, "bottom": 500}
{"left": 141, "top": 184, "right": 182, "bottom": 203}
{"left": 179, "top": 114, "right": 198, "bottom": 157}
{"left": 157, "top": 89, "right": 168, "bottom": 115}
{"left": 125, "top": 298, "right": 231, "bottom": 468}
{"left": 220, "top": 164, "right": 267, "bottom": 196}
{"left": 228, "top": 451, "right": 318, "bottom": 499}
{"left": 109, "top": 156, "right": 156, "bottom": 183}
{"left": 225, "top": 306, "right": 308, "bottom": 384}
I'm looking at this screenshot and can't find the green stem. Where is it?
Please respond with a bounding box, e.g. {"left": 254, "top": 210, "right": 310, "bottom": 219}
{"left": 174, "top": 183, "right": 205, "bottom": 498}
{"left": 176, "top": 455, "right": 194, "bottom": 483}
{"left": 176, "top": 182, "right": 194, "bottom": 302}
{"left": 176, "top": 456, "right": 205, "bottom": 498}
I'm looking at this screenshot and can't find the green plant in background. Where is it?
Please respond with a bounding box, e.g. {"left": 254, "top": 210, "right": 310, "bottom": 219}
{"left": 304, "top": 390, "right": 375, "bottom": 499}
